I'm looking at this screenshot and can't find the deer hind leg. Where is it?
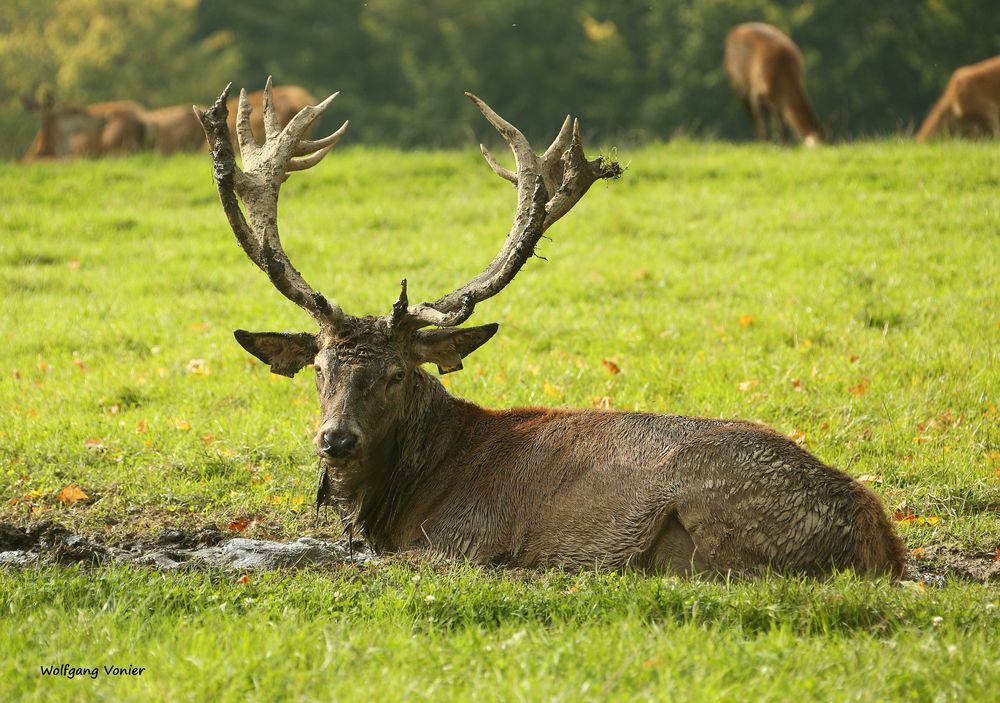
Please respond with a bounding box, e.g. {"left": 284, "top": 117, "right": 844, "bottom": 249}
{"left": 747, "top": 96, "right": 769, "bottom": 141}
{"left": 638, "top": 511, "right": 709, "bottom": 575}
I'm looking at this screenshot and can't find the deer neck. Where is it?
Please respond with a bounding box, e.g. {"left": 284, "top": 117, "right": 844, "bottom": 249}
{"left": 340, "top": 367, "right": 473, "bottom": 551}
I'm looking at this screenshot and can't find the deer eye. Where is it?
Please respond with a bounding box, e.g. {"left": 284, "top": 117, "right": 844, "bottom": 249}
{"left": 388, "top": 369, "right": 406, "bottom": 384}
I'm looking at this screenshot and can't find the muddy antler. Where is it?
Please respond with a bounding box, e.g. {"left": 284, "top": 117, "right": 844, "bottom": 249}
{"left": 195, "top": 77, "right": 349, "bottom": 326}
{"left": 394, "top": 94, "right": 621, "bottom": 330}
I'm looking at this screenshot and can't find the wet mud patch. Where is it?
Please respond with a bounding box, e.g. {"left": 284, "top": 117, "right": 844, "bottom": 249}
{"left": 905, "top": 545, "right": 1000, "bottom": 584}
{"left": 0, "top": 522, "right": 372, "bottom": 571}
{"left": 1, "top": 522, "right": 996, "bottom": 581}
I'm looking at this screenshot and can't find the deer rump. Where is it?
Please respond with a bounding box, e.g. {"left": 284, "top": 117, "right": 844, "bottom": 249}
{"left": 197, "top": 79, "right": 904, "bottom": 578}
{"left": 917, "top": 55, "right": 1000, "bottom": 142}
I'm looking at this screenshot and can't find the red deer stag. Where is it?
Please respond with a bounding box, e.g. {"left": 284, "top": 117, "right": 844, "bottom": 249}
{"left": 725, "top": 23, "right": 822, "bottom": 146}
{"left": 146, "top": 83, "right": 317, "bottom": 154}
{"left": 195, "top": 80, "right": 904, "bottom": 577}
{"left": 916, "top": 55, "right": 1000, "bottom": 142}
{"left": 23, "top": 93, "right": 146, "bottom": 160}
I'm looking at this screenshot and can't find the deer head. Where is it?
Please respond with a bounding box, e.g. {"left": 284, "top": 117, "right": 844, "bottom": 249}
{"left": 196, "top": 79, "right": 620, "bottom": 471}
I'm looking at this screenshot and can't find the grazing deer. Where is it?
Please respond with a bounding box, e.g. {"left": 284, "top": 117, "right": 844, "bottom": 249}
{"left": 725, "top": 23, "right": 822, "bottom": 146}
{"left": 145, "top": 85, "right": 318, "bottom": 154}
{"left": 195, "top": 79, "right": 904, "bottom": 578}
{"left": 23, "top": 93, "right": 147, "bottom": 160}
{"left": 916, "top": 55, "right": 1000, "bottom": 142}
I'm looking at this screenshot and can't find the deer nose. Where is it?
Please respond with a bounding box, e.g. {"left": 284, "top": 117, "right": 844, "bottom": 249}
{"left": 320, "top": 430, "right": 359, "bottom": 459}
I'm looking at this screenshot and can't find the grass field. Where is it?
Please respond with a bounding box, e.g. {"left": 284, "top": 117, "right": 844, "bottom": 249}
{"left": 1, "top": 141, "right": 998, "bottom": 701}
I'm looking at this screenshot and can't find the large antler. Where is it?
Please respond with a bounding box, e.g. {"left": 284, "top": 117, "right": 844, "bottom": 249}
{"left": 195, "top": 78, "right": 348, "bottom": 327}
{"left": 394, "top": 93, "right": 622, "bottom": 330}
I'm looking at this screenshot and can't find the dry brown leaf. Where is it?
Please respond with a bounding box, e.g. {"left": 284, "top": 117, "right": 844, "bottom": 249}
{"left": 788, "top": 430, "right": 807, "bottom": 445}
{"left": 72, "top": 359, "right": 89, "bottom": 371}
{"left": 236, "top": 574, "right": 250, "bottom": 584}
{"left": 601, "top": 359, "right": 621, "bottom": 375}
{"left": 136, "top": 420, "right": 148, "bottom": 434}
{"left": 174, "top": 419, "right": 191, "bottom": 431}
{"left": 68, "top": 259, "right": 80, "bottom": 270}
{"left": 84, "top": 438, "right": 105, "bottom": 450}
{"left": 790, "top": 378, "right": 804, "bottom": 392}
{"left": 200, "top": 434, "right": 216, "bottom": 446}
{"left": 847, "top": 378, "right": 870, "bottom": 396}
{"left": 228, "top": 518, "right": 249, "bottom": 532}
{"left": 57, "top": 484, "right": 89, "bottom": 506}
{"left": 737, "top": 380, "right": 759, "bottom": 393}
{"left": 738, "top": 314, "right": 755, "bottom": 327}
{"left": 856, "top": 474, "right": 883, "bottom": 484}
{"left": 911, "top": 547, "right": 925, "bottom": 561}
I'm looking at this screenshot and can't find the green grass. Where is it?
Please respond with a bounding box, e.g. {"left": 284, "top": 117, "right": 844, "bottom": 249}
{"left": 1, "top": 141, "right": 999, "bottom": 701}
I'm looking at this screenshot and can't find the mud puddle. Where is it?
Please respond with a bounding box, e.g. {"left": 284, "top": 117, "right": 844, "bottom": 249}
{"left": 0, "top": 522, "right": 373, "bottom": 571}
{"left": 1, "top": 522, "right": 996, "bottom": 581}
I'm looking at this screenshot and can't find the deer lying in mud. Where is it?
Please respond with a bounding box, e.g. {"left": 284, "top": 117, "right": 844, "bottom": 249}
{"left": 916, "top": 55, "right": 1000, "bottom": 142}
{"left": 23, "top": 93, "right": 146, "bottom": 160}
{"left": 196, "top": 80, "right": 904, "bottom": 577}
{"left": 725, "top": 23, "right": 822, "bottom": 146}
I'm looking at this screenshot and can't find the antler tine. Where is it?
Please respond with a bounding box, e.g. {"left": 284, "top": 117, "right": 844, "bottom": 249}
{"left": 295, "top": 119, "right": 349, "bottom": 157}
{"left": 236, "top": 89, "right": 258, "bottom": 154}
{"left": 397, "top": 94, "right": 621, "bottom": 331}
{"left": 541, "top": 115, "right": 573, "bottom": 162}
{"left": 197, "top": 82, "right": 345, "bottom": 326}
{"left": 262, "top": 76, "right": 282, "bottom": 141}
{"left": 479, "top": 144, "right": 516, "bottom": 184}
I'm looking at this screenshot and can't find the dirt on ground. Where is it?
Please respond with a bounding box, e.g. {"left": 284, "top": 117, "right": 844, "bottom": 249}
{"left": 1, "top": 521, "right": 997, "bottom": 581}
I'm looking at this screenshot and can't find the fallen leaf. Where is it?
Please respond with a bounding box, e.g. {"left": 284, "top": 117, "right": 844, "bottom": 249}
{"left": 12, "top": 369, "right": 20, "bottom": 380}
{"left": 986, "top": 403, "right": 997, "bottom": 417}
{"left": 37, "top": 358, "right": 50, "bottom": 372}
{"left": 200, "top": 434, "right": 216, "bottom": 446}
{"left": 543, "top": 382, "right": 562, "bottom": 397}
{"left": 291, "top": 495, "right": 304, "bottom": 506}
{"left": 788, "top": 429, "right": 807, "bottom": 445}
{"left": 57, "top": 484, "right": 89, "bottom": 506}
{"left": 136, "top": 420, "right": 148, "bottom": 434}
{"left": 189, "top": 322, "right": 211, "bottom": 332}
{"left": 236, "top": 574, "right": 250, "bottom": 584}
{"left": 738, "top": 314, "right": 755, "bottom": 327}
{"left": 84, "top": 438, "right": 105, "bottom": 450}
{"left": 601, "top": 359, "right": 621, "bottom": 375}
{"left": 174, "top": 419, "right": 191, "bottom": 431}
{"left": 228, "top": 518, "right": 249, "bottom": 532}
{"left": 913, "top": 436, "right": 931, "bottom": 445}
{"left": 186, "top": 359, "right": 210, "bottom": 375}
{"left": 847, "top": 378, "right": 870, "bottom": 397}
{"left": 994, "top": 548, "right": 1000, "bottom": 562}
{"left": 848, "top": 354, "right": 859, "bottom": 364}
{"left": 790, "top": 378, "right": 804, "bottom": 392}
{"left": 911, "top": 547, "right": 925, "bottom": 560}
{"left": 591, "top": 396, "right": 611, "bottom": 410}
{"left": 856, "top": 474, "right": 883, "bottom": 484}
{"left": 72, "top": 359, "right": 89, "bottom": 371}
{"left": 68, "top": 259, "right": 80, "bottom": 270}
{"left": 737, "top": 380, "right": 759, "bottom": 393}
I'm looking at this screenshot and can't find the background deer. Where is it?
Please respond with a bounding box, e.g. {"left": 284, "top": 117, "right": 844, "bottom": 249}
{"left": 916, "top": 55, "right": 1000, "bottom": 142}
{"left": 196, "top": 80, "right": 904, "bottom": 577}
{"left": 725, "top": 23, "right": 822, "bottom": 146}
{"left": 145, "top": 85, "right": 317, "bottom": 154}
{"left": 22, "top": 93, "right": 146, "bottom": 160}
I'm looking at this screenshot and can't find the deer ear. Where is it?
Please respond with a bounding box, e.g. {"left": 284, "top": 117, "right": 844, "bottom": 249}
{"left": 412, "top": 323, "right": 499, "bottom": 375}
{"left": 233, "top": 330, "right": 319, "bottom": 378}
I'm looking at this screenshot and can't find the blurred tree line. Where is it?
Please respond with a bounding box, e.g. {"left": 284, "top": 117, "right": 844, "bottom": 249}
{"left": 2, "top": 0, "right": 998, "bottom": 158}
